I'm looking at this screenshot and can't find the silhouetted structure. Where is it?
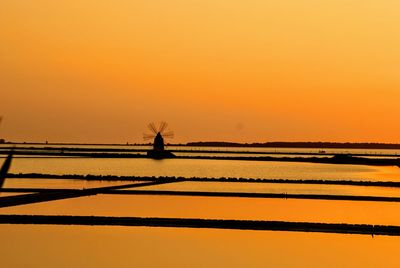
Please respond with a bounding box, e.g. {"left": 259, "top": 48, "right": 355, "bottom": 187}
{"left": 143, "top": 122, "right": 175, "bottom": 159}
{"left": 0, "top": 151, "right": 12, "bottom": 188}
{"left": 153, "top": 132, "right": 165, "bottom": 151}
{"left": 0, "top": 115, "right": 11, "bottom": 187}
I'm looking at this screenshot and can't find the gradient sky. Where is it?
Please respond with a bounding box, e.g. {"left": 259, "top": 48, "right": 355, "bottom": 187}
{"left": 1, "top": 1, "right": 399, "bottom": 144}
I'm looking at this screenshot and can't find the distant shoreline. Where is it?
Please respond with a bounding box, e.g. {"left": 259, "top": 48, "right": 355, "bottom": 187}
{"left": 0, "top": 150, "right": 399, "bottom": 167}
{"left": 1, "top": 141, "right": 400, "bottom": 150}
{"left": 186, "top": 141, "right": 400, "bottom": 150}
{"left": 6, "top": 173, "right": 400, "bottom": 187}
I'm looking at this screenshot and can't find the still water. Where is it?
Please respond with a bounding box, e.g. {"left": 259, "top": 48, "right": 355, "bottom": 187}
{"left": 2, "top": 150, "right": 400, "bottom": 267}
{"left": 4, "top": 179, "right": 400, "bottom": 198}
{"left": 1, "top": 225, "right": 399, "bottom": 268}
{"left": 6, "top": 157, "right": 400, "bottom": 181}
{"left": 2, "top": 194, "right": 400, "bottom": 225}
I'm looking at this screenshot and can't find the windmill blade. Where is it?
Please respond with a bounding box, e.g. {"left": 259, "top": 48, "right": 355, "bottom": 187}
{"left": 162, "top": 131, "right": 174, "bottom": 139}
{"left": 148, "top": 122, "right": 158, "bottom": 134}
{"left": 143, "top": 133, "right": 155, "bottom": 140}
{"left": 159, "top": 121, "right": 168, "bottom": 133}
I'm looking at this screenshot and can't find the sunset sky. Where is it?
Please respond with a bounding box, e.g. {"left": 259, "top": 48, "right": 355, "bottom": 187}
{"left": 1, "top": 1, "right": 399, "bottom": 144}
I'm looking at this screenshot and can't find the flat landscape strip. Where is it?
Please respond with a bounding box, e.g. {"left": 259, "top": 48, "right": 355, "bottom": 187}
{"left": 0, "top": 215, "right": 399, "bottom": 236}
{"left": 1, "top": 146, "right": 399, "bottom": 157}
{"left": 7, "top": 173, "right": 400, "bottom": 187}
{"left": 0, "top": 180, "right": 179, "bottom": 208}
{"left": 1, "top": 150, "right": 399, "bottom": 166}
{"left": 2, "top": 188, "right": 400, "bottom": 203}
{"left": 0, "top": 152, "right": 12, "bottom": 188}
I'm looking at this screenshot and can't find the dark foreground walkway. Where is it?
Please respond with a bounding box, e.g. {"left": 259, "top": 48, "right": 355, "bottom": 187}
{"left": 0, "top": 180, "right": 179, "bottom": 208}
{"left": 0, "top": 215, "right": 399, "bottom": 236}
{"left": 3, "top": 188, "right": 400, "bottom": 203}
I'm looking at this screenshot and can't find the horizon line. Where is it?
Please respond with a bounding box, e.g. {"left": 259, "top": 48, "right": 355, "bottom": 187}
{"left": 1, "top": 140, "right": 400, "bottom": 147}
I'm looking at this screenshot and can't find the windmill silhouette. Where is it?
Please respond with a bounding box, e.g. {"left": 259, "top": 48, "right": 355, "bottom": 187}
{"left": 143, "top": 122, "right": 175, "bottom": 159}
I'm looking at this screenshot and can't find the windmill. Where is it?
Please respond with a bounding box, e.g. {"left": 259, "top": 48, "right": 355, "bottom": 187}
{"left": 143, "top": 122, "right": 175, "bottom": 158}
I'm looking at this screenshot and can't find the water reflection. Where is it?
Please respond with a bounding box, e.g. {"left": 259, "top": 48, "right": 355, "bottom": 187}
{"left": 132, "top": 181, "right": 400, "bottom": 198}
{"left": 0, "top": 192, "right": 30, "bottom": 197}
{"left": 0, "top": 225, "right": 399, "bottom": 268}
{"left": 7, "top": 158, "right": 400, "bottom": 181}
{"left": 2, "top": 195, "right": 400, "bottom": 225}
{"left": 3, "top": 178, "right": 137, "bottom": 189}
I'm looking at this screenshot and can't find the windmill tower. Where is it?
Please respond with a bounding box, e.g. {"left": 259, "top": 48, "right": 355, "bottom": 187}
{"left": 143, "top": 122, "right": 175, "bottom": 158}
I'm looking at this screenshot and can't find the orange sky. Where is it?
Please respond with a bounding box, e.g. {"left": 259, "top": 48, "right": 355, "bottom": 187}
{"left": 1, "top": 1, "right": 399, "bottom": 144}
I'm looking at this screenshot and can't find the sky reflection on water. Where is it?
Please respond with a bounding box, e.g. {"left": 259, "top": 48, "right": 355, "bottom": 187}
{"left": 7, "top": 158, "right": 400, "bottom": 181}
{"left": 0, "top": 225, "right": 399, "bottom": 268}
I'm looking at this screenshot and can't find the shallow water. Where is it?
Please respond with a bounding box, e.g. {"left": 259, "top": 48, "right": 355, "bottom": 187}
{"left": 2, "top": 194, "right": 400, "bottom": 226}
{"left": 0, "top": 192, "right": 30, "bottom": 197}
{"left": 2, "top": 178, "right": 135, "bottom": 189}
{"left": 2, "top": 147, "right": 400, "bottom": 267}
{"left": 0, "top": 225, "right": 399, "bottom": 268}
{"left": 6, "top": 157, "right": 400, "bottom": 181}
{"left": 133, "top": 181, "right": 400, "bottom": 197}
